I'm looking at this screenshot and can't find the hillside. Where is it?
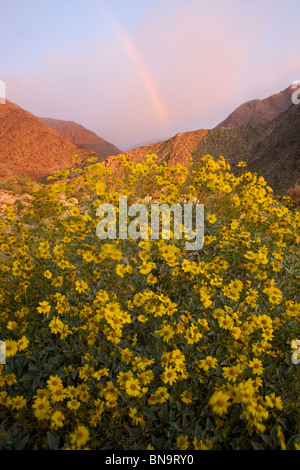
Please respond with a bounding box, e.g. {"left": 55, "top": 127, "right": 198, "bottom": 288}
{"left": 109, "top": 101, "right": 300, "bottom": 195}
{"left": 1, "top": 87, "right": 299, "bottom": 195}
{"left": 39, "top": 117, "right": 121, "bottom": 160}
{"left": 194, "top": 104, "right": 300, "bottom": 194}
{"left": 0, "top": 101, "right": 99, "bottom": 182}
{"left": 123, "top": 128, "right": 208, "bottom": 167}
{"left": 214, "top": 86, "right": 294, "bottom": 129}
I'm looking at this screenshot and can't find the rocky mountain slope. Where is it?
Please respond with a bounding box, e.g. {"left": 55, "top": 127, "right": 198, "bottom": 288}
{"left": 0, "top": 101, "right": 100, "bottom": 182}
{"left": 214, "top": 86, "right": 294, "bottom": 129}
{"left": 194, "top": 103, "right": 300, "bottom": 194}
{"left": 110, "top": 98, "right": 300, "bottom": 195}
{"left": 1, "top": 86, "right": 299, "bottom": 196}
{"left": 39, "top": 117, "right": 121, "bottom": 160}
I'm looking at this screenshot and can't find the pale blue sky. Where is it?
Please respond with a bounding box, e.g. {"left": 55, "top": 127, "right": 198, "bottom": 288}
{"left": 0, "top": 0, "right": 299, "bottom": 149}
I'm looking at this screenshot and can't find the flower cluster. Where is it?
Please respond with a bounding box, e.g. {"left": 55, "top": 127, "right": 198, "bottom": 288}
{"left": 0, "top": 154, "right": 299, "bottom": 450}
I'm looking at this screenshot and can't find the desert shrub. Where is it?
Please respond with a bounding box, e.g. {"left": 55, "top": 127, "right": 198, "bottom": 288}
{"left": 0, "top": 154, "right": 299, "bottom": 450}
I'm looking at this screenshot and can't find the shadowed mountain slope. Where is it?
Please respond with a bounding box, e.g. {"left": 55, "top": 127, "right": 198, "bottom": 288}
{"left": 39, "top": 117, "right": 121, "bottom": 160}
{"left": 106, "top": 100, "right": 300, "bottom": 195}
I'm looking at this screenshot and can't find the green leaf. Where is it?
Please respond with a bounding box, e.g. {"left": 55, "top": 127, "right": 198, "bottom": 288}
{"left": 32, "top": 377, "right": 41, "bottom": 391}
{"left": 205, "top": 417, "right": 214, "bottom": 432}
{"left": 151, "top": 435, "right": 164, "bottom": 449}
{"left": 18, "top": 372, "right": 37, "bottom": 382}
{"left": 54, "top": 366, "right": 65, "bottom": 377}
{"left": 97, "top": 350, "right": 108, "bottom": 364}
{"left": 261, "top": 434, "right": 272, "bottom": 446}
{"left": 144, "top": 407, "right": 157, "bottom": 421}
{"left": 251, "top": 440, "right": 264, "bottom": 450}
{"left": 277, "top": 418, "right": 287, "bottom": 427}
{"left": 47, "top": 432, "right": 60, "bottom": 450}
{"left": 15, "top": 435, "right": 29, "bottom": 450}
{"left": 101, "top": 442, "right": 115, "bottom": 450}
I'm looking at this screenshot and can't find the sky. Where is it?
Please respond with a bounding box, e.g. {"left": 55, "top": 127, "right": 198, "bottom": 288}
{"left": 0, "top": 0, "right": 299, "bottom": 150}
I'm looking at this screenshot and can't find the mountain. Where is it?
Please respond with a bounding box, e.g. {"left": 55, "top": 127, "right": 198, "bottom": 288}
{"left": 214, "top": 86, "right": 294, "bottom": 129}
{"left": 106, "top": 97, "right": 300, "bottom": 195}
{"left": 102, "top": 128, "right": 209, "bottom": 183}
{"left": 0, "top": 101, "right": 99, "bottom": 182}
{"left": 39, "top": 117, "right": 121, "bottom": 160}
{"left": 122, "top": 129, "right": 208, "bottom": 167}
{"left": 125, "top": 136, "right": 171, "bottom": 151}
{"left": 194, "top": 103, "right": 300, "bottom": 194}
{"left": 1, "top": 86, "right": 299, "bottom": 195}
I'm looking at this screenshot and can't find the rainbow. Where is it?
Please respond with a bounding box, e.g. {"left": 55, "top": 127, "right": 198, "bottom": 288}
{"left": 95, "top": 1, "right": 170, "bottom": 130}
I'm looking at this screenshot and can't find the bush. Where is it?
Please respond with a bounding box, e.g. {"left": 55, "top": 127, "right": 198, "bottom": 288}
{"left": 0, "top": 154, "right": 299, "bottom": 450}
